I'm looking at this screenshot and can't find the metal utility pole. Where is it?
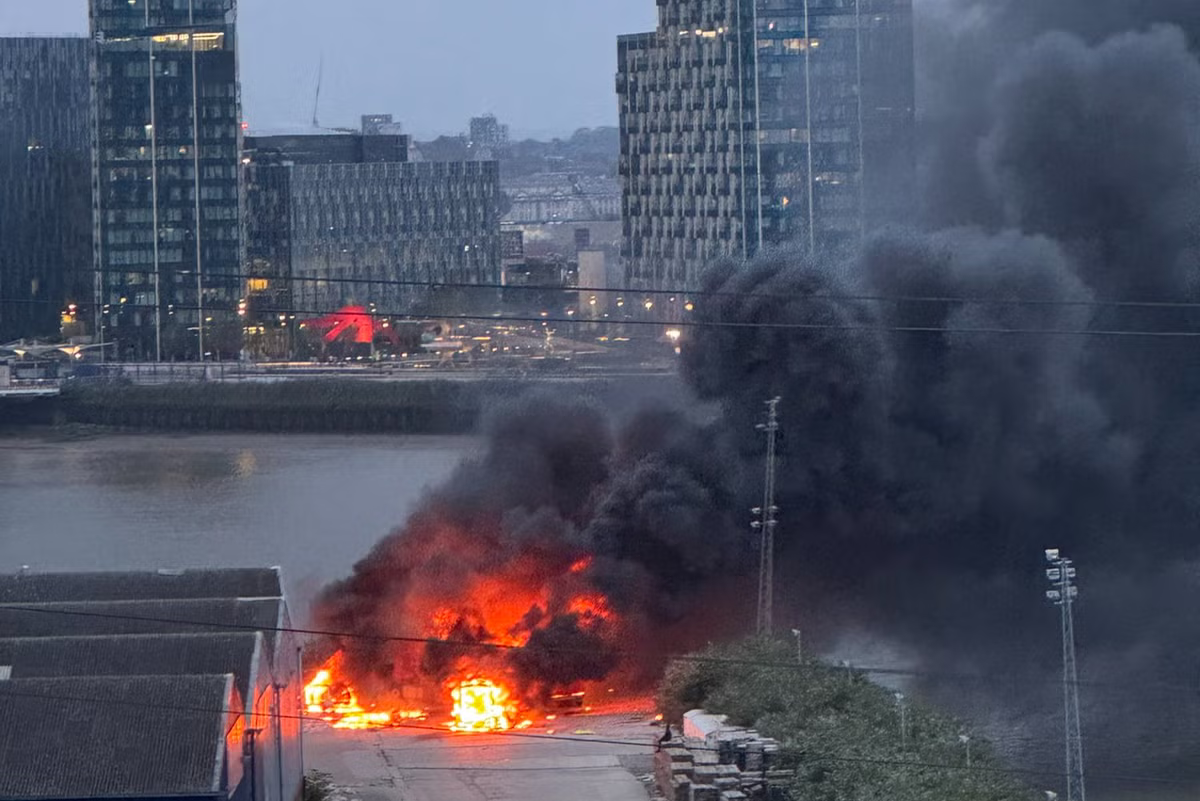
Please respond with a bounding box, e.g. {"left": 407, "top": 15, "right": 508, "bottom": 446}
{"left": 244, "top": 727, "right": 261, "bottom": 801}
{"left": 146, "top": 0, "right": 162, "bottom": 363}
{"left": 753, "top": 397, "right": 781, "bottom": 636}
{"left": 1045, "top": 549, "right": 1086, "bottom": 801}
{"left": 190, "top": 0, "right": 205, "bottom": 362}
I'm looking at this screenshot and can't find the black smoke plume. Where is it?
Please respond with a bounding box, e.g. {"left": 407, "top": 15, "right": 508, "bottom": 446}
{"left": 679, "top": 14, "right": 1200, "bottom": 784}
{"left": 316, "top": 2, "right": 1200, "bottom": 788}
{"left": 314, "top": 396, "right": 749, "bottom": 703}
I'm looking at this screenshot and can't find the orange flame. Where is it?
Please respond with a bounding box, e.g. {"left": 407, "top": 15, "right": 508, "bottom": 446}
{"left": 568, "top": 593, "right": 613, "bottom": 621}
{"left": 449, "top": 679, "right": 514, "bottom": 732}
{"left": 304, "top": 653, "right": 419, "bottom": 730}
{"left": 308, "top": 547, "right": 619, "bottom": 735}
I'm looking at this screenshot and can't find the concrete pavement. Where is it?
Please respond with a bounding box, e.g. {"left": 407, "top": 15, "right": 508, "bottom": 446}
{"left": 306, "top": 713, "right": 658, "bottom": 801}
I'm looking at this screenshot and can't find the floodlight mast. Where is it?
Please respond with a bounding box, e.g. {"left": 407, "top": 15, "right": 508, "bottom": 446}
{"left": 1045, "top": 548, "right": 1086, "bottom": 801}
{"left": 753, "top": 397, "right": 782, "bottom": 636}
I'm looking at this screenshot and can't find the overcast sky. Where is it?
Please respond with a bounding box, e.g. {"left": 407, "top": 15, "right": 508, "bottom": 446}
{"left": 0, "top": 0, "right": 657, "bottom": 139}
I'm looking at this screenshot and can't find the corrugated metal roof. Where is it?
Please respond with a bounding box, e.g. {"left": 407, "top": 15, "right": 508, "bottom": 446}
{"left": 0, "top": 568, "right": 282, "bottom": 604}
{"left": 0, "top": 675, "right": 233, "bottom": 799}
{"left": 0, "top": 599, "right": 286, "bottom": 659}
{"left": 0, "top": 633, "right": 263, "bottom": 701}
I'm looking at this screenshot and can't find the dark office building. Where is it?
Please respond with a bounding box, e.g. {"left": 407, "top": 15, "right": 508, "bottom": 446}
{"left": 90, "top": 0, "right": 242, "bottom": 361}
{"left": 469, "top": 113, "right": 509, "bottom": 152}
{"left": 241, "top": 148, "right": 293, "bottom": 326}
{"left": 361, "top": 113, "right": 404, "bottom": 137}
{"left": 0, "top": 37, "right": 92, "bottom": 343}
{"left": 243, "top": 125, "right": 501, "bottom": 327}
{"left": 246, "top": 131, "right": 408, "bottom": 166}
{"left": 241, "top": 128, "right": 411, "bottom": 324}
{"left": 618, "top": 0, "right": 914, "bottom": 290}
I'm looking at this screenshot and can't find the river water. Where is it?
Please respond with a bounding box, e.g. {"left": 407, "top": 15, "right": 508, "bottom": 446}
{"left": 0, "top": 432, "right": 471, "bottom": 612}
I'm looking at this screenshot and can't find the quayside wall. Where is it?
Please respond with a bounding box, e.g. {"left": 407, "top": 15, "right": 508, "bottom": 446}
{"left": 3, "top": 374, "right": 684, "bottom": 434}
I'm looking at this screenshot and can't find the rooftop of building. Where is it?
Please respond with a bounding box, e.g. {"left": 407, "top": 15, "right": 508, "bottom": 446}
{"left": 245, "top": 126, "right": 358, "bottom": 138}
{"left": 0, "top": 34, "right": 89, "bottom": 39}
{"left": 0, "top": 567, "right": 283, "bottom": 604}
{"left": 0, "top": 632, "right": 265, "bottom": 701}
{"left": 0, "top": 674, "right": 237, "bottom": 801}
{"left": 617, "top": 31, "right": 657, "bottom": 44}
{"left": 0, "top": 597, "right": 287, "bottom": 654}
{"left": 245, "top": 129, "right": 410, "bottom": 166}
{"left": 0, "top": 569, "right": 290, "bottom": 801}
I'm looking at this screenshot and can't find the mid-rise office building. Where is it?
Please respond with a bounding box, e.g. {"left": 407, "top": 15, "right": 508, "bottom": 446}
{"left": 243, "top": 124, "right": 501, "bottom": 327}
{"left": 241, "top": 127, "right": 412, "bottom": 325}
{"left": 90, "top": 0, "right": 242, "bottom": 361}
{"left": 0, "top": 37, "right": 92, "bottom": 343}
{"left": 618, "top": 0, "right": 914, "bottom": 290}
{"left": 469, "top": 114, "right": 509, "bottom": 153}
{"left": 361, "top": 114, "right": 404, "bottom": 137}
{"left": 503, "top": 174, "right": 621, "bottom": 225}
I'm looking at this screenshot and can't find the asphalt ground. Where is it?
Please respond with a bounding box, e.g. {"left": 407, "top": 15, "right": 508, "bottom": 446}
{"left": 305, "top": 710, "right": 661, "bottom": 801}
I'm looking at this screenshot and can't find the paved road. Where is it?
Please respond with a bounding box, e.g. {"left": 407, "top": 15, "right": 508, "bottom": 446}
{"left": 306, "top": 713, "right": 657, "bottom": 801}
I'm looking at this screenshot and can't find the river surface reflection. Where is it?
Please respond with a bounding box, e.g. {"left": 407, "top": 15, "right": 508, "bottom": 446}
{"left": 0, "top": 433, "right": 471, "bottom": 608}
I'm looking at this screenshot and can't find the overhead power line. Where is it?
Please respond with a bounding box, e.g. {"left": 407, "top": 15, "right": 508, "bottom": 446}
{"left": 0, "top": 684, "right": 1193, "bottom": 788}
{"left": 3, "top": 603, "right": 1197, "bottom": 699}
{"left": 57, "top": 265, "right": 1200, "bottom": 312}
{"left": 8, "top": 296, "right": 1200, "bottom": 340}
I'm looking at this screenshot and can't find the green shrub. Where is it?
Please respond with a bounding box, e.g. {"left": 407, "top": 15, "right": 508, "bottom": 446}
{"left": 658, "top": 637, "right": 1032, "bottom": 801}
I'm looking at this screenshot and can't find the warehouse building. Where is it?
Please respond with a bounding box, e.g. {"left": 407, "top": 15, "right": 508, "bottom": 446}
{"left": 0, "top": 568, "right": 302, "bottom": 801}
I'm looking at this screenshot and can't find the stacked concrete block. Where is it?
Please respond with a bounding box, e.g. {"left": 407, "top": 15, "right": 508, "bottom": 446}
{"left": 660, "top": 710, "right": 788, "bottom": 801}
{"left": 656, "top": 745, "right": 696, "bottom": 801}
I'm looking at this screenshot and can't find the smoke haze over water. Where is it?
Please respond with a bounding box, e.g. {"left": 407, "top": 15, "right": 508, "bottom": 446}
{"left": 317, "top": 1, "right": 1200, "bottom": 787}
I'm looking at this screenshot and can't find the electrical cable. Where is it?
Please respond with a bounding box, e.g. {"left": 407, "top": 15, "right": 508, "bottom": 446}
{"left": 55, "top": 265, "right": 1200, "bottom": 312}
{"left": 9, "top": 296, "right": 1200, "bottom": 339}
{"left": 0, "top": 683, "right": 1193, "bottom": 788}
{"left": 1, "top": 603, "right": 1196, "bottom": 699}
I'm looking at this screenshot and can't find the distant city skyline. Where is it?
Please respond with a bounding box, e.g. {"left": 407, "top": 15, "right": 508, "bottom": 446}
{"left": 0, "top": 0, "right": 656, "bottom": 140}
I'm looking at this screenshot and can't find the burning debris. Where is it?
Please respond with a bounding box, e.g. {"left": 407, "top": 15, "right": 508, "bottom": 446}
{"left": 307, "top": 397, "right": 747, "bottom": 730}
{"left": 449, "top": 680, "right": 516, "bottom": 732}
{"left": 303, "top": 652, "right": 421, "bottom": 730}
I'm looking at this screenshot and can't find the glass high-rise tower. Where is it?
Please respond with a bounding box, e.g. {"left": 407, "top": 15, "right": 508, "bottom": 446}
{"left": 90, "top": 0, "right": 241, "bottom": 361}
{"left": 618, "top": 0, "right": 915, "bottom": 291}
{"left": 0, "top": 37, "right": 92, "bottom": 343}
